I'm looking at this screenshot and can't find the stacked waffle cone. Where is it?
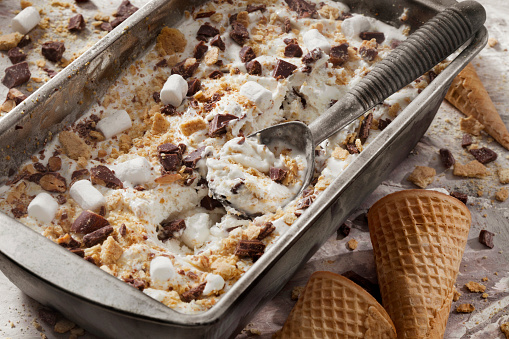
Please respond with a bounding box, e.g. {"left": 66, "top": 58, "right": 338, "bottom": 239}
{"left": 445, "top": 62, "right": 509, "bottom": 150}
{"left": 368, "top": 190, "right": 471, "bottom": 338}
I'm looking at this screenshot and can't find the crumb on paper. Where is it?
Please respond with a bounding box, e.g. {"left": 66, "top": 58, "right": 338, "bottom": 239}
{"left": 499, "top": 168, "right": 509, "bottom": 184}
{"left": 465, "top": 281, "right": 486, "bottom": 293}
{"left": 481, "top": 293, "right": 488, "bottom": 299}
{"left": 456, "top": 303, "right": 475, "bottom": 313}
{"left": 156, "top": 27, "right": 187, "bottom": 56}
{"left": 488, "top": 37, "right": 498, "bottom": 48}
{"left": 482, "top": 277, "right": 488, "bottom": 282}
{"left": 347, "top": 238, "right": 358, "bottom": 250}
{"left": 501, "top": 322, "right": 509, "bottom": 339}
{"left": 291, "top": 286, "right": 305, "bottom": 300}
{"left": 495, "top": 187, "right": 509, "bottom": 202}
{"left": 453, "top": 286, "right": 461, "bottom": 301}
{"left": 32, "top": 319, "right": 43, "bottom": 331}
{"left": 54, "top": 318, "right": 75, "bottom": 333}
{"left": 460, "top": 116, "right": 484, "bottom": 136}
{"left": 453, "top": 160, "right": 489, "bottom": 178}
{"left": 407, "top": 166, "right": 436, "bottom": 188}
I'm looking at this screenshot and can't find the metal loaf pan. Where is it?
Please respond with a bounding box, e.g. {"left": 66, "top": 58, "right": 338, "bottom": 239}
{"left": 0, "top": 0, "right": 488, "bottom": 338}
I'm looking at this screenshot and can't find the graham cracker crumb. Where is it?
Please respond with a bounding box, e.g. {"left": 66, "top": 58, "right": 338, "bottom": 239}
{"left": 465, "top": 281, "right": 486, "bottom": 293}
{"left": 460, "top": 115, "right": 484, "bottom": 136}
{"left": 453, "top": 160, "right": 489, "bottom": 178}
{"left": 456, "top": 303, "right": 475, "bottom": 313}
{"left": 58, "top": 131, "right": 91, "bottom": 161}
{"left": 347, "top": 238, "right": 358, "bottom": 250}
{"left": 180, "top": 117, "right": 207, "bottom": 136}
{"left": 331, "top": 147, "right": 349, "bottom": 160}
{"left": 291, "top": 286, "right": 305, "bottom": 300}
{"left": 407, "top": 166, "right": 436, "bottom": 188}
{"left": 21, "top": 0, "right": 33, "bottom": 9}
{"left": 318, "top": 4, "right": 340, "bottom": 20}
{"left": 205, "top": 47, "right": 220, "bottom": 66}
{"left": 0, "top": 32, "right": 24, "bottom": 51}
{"left": 156, "top": 27, "right": 187, "bottom": 56}
{"left": 495, "top": 187, "right": 509, "bottom": 202}
{"left": 481, "top": 293, "right": 488, "bottom": 299}
{"left": 501, "top": 322, "right": 509, "bottom": 339}
{"left": 151, "top": 112, "right": 170, "bottom": 134}
{"left": 488, "top": 37, "right": 498, "bottom": 48}
{"left": 236, "top": 11, "right": 250, "bottom": 28}
{"left": 481, "top": 277, "right": 488, "bottom": 282}
{"left": 100, "top": 236, "right": 123, "bottom": 265}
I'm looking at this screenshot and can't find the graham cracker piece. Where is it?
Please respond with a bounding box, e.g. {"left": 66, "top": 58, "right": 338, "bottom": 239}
{"left": 495, "top": 187, "right": 508, "bottom": 202}
{"left": 453, "top": 160, "right": 489, "bottom": 178}
{"left": 100, "top": 236, "right": 123, "bottom": 265}
{"left": 180, "top": 117, "right": 207, "bottom": 136}
{"left": 156, "top": 27, "right": 187, "bottom": 56}
{"left": 465, "top": 281, "right": 486, "bottom": 293}
{"left": 407, "top": 166, "right": 436, "bottom": 188}
{"left": 498, "top": 168, "right": 509, "bottom": 184}
{"left": 456, "top": 303, "right": 475, "bottom": 313}
{"left": 58, "top": 131, "right": 91, "bottom": 161}
{"left": 0, "top": 32, "right": 24, "bottom": 51}
{"left": 460, "top": 115, "right": 484, "bottom": 136}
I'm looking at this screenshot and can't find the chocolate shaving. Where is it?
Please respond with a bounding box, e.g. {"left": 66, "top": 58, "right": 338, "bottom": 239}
{"left": 273, "top": 59, "right": 297, "bottom": 79}
{"left": 83, "top": 225, "right": 114, "bottom": 247}
{"left": 33, "top": 162, "right": 47, "bottom": 173}
{"left": 461, "top": 134, "right": 472, "bottom": 148}
{"left": 239, "top": 46, "right": 256, "bottom": 62}
{"left": 246, "top": 60, "right": 262, "bottom": 75}
{"left": 359, "top": 113, "right": 373, "bottom": 143}
{"left": 284, "top": 43, "right": 303, "bottom": 58}
{"left": 119, "top": 223, "right": 127, "bottom": 236}
{"left": 200, "top": 195, "right": 222, "bottom": 210}
{"left": 269, "top": 167, "right": 288, "bottom": 183}
{"left": 450, "top": 191, "right": 468, "bottom": 204}
{"left": 68, "top": 14, "right": 86, "bottom": 31}
{"left": 235, "top": 239, "right": 265, "bottom": 261}
{"left": 329, "top": 43, "right": 349, "bottom": 66}
{"left": 7, "top": 47, "right": 26, "bottom": 64}
{"left": 182, "top": 146, "right": 206, "bottom": 168}
{"left": 158, "top": 219, "right": 186, "bottom": 241}
{"left": 90, "top": 165, "right": 123, "bottom": 189}
{"left": 2, "top": 62, "right": 30, "bottom": 88}
{"left": 180, "top": 282, "right": 206, "bottom": 302}
{"left": 359, "top": 31, "right": 385, "bottom": 44}
{"left": 230, "top": 21, "right": 250, "bottom": 46}
{"left": 479, "top": 229, "right": 494, "bottom": 248}
{"left": 469, "top": 147, "right": 497, "bottom": 164}
{"left": 284, "top": 0, "right": 317, "bottom": 18}
{"left": 439, "top": 148, "right": 455, "bottom": 168}
{"left": 257, "top": 222, "right": 275, "bottom": 240}
{"left": 193, "top": 41, "right": 208, "bottom": 60}
{"left": 210, "top": 35, "right": 226, "bottom": 51}
{"left": 41, "top": 42, "right": 65, "bottom": 62}
{"left": 71, "top": 210, "right": 110, "bottom": 234}
{"left": 231, "top": 180, "right": 244, "bottom": 194}
{"left": 208, "top": 114, "right": 238, "bottom": 137}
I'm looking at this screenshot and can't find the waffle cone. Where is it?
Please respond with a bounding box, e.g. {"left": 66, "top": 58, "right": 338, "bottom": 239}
{"left": 279, "top": 271, "right": 397, "bottom": 339}
{"left": 368, "top": 190, "right": 471, "bottom": 339}
{"left": 445, "top": 63, "right": 509, "bottom": 150}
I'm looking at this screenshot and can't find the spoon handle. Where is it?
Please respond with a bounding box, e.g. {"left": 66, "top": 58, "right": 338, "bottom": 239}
{"left": 309, "top": 0, "right": 486, "bottom": 146}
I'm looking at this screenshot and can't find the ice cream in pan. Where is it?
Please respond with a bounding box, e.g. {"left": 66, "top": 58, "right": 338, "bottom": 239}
{"left": 0, "top": 0, "right": 484, "bottom": 314}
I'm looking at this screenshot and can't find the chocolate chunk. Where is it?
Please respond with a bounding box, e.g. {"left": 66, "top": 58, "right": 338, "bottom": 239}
{"left": 247, "top": 4, "right": 266, "bottom": 12}
{"left": 182, "top": 146, "right": 206, "bottom": 168}
{"left": 461, "top": 134, "right": 472, "bottom": 147}
{"left": 27, "top": 172, "right": 44, "bottom": 184}
{"left": 71, "top": 210, "right": 110, "bottom": 234}
{"left": 71, "top": 168, "right": 90, "bottom": 182}
{"left": 124, "top": 278, "right": 147, "bottom": 291}
{"left": 7, "top": 47, "right": 26, "bottom": 64}
{"left": 2, "top": 62, "right": 30, "bottom": 88}
{"left": 235, "top": 239, "right": 265, "bottom": 261}
{"left": 158, "top": 219, "right": 186, "bottom": 241}
{"left": 257, "top": 222, "right": 275, "bottom": 240}
{"left": 284, "top": 38, "right": 297, "bottom": 45}
{"left": 359, "top": 113, "right": 373, "bottom": 143}
{"left": 200, "top": 195, "right": 222, "bottom": 210}
{"left": 33, "top": 162, "right": 47, "bottom": 173}
{"left": 180, "top": 282, "right": 206, "bottom": 302}
{"left": 284, "top": 43, "right": 303, "bottom": 58}
{"left": 210, "top": 34, "right": 226, "bottom": 51}
{"left": 195, "top": 11, "right": 216, "bottom": 19}
{"left": 44, "top": 68, "right": 57, "bottom": 78}
{"left": 39, "top": 172, "right": 67, "bottom": 193}
{"left": 359, "top": 41, "right": 378, "bottom": 62}
{"left": 273, "top": 59, "right": 297, "bottom": 79}
{"left": 69, "top": 248, "right": 85, "bottom": 257}
{"left": 208, "top": 114, "right": 238, "bottom": 137}
{"left": 17, "top": 35, "right": 31, "bottom": 48}
{"left": 119, "top": 223, "right": 127, "bottom": 236}
{"left": 269, "top": 167, "right": 288, "bottom": 183}
{"left": 161, "top": 104, "right": 177, "bottom": 115}
{"left": 11, "top": 207, "right": 26, "bottom": 218}
{"left": 329, "top": 43, "right": 349, "bottom": 66}
{"left": 153, "top": 91, "right": 161, "bottom": 103}
{"left": 239, "top": 46, "right": 256, "bottom": 62}
{"left": 229, "top": 13, "right": 239, "bottom": 25}
{"left": 230, "top": 21, "right": 250, "bottom": 46}
{"left": 439, "top": 148, "right": 455, "bottom": 168}
{"left": 83, "top": 225, "right": 114, "bottom": 247}
{"left": 56, "top": 194, "right": 67, "bottom": 205}
{"left": 297, "top": 195, "right": 314, "bottom": 209}
{"left": 84, "top": 255, "right": 97, "bottom": 265}
{"left": 68, "top": 14, "right": 86, "bottom": 31}
{"left": 186, "top": 78, "right": 201, "bottom": 96}
{"left": 469, "top": 147, "right": 497, "bottom": 164}
{"left": 159, "top": 153, "right": 181, "bottom": 172}
{"left": 450, "top": 191, "right": 468, "bottom": 204}
{"left": 342, "top": 270, "right": 382, "bottom": 303}
{"left": 171, "top": 58, "right": 199, "bottom": 78}
{"left": 116, "top": 0, "right": 138, "bottom": 17}
{"left": 38, "top": 308, "right": 58, "bottom": 326}
{"left": 157, "top": 143, "right": 181, "bottom": 155}
{"left": 428, "top": 70, "right": 437, "bottom": 83}
{"left": 47, "top": 156, "right": 62, "bottom": 172}
{"left": 246, "top": 60, "right": 262, "bottom": 75}
{"left": 378, "top": 118, "right": 392, "bottom": 131}
{"left": 100, "top": 22, "right": 113, "bottom": 32}
{"left": 208, "top": 70, "right": 223, "bottom": 79}
{"left": 197, "top": 23, "right": 219, "bottom": 40}
{"left": 479, "top": 229, "right": 494, "bottom": 248}
{"left": 337, "top": 223, "right": 351, "bottom": 238}
{"left": 284, "top": 0, "right": 317, "bottom": 18}
{"left": 346, "top": 143, "right": 359, "bottom": 154}
{"left": 90, "top": 165, "right": 123, "bottom": 189}
{"left": 359, "top": 31, "right": 385, "bottom": 44}
{"left": 7, "top": 88, "right": 27, "bottom": 105}
{"left": 302, "top": 48, "right": 322, "bottom": 64}
{"left": 42, "top": 42, "right": 65, "bottom": 62}
{"left": 283, "top": 18, "right": 292, "bottom": 33}
{"left": 193, "top": 41, "right": 208, "bottom": 60}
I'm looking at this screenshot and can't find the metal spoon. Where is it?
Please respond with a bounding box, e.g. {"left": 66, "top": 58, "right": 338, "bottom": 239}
{"left": 223, "top": 0, "right": 486, "bottom": 216}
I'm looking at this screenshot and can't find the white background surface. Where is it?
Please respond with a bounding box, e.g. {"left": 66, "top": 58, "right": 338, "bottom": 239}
{"left": 1, "top": 0, "right": 509, "bottom": 338}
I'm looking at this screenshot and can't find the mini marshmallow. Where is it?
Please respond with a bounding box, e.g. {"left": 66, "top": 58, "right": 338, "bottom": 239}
{"left": 114, "top": 157, "right": 152, "bottom": 186}
{"left": 181, "top": 213, "right": 212, "bottom": 249}
{"left": 239, "top": 81, "right": 273, "bottom": 112}
{"left": 341, "top": 16, "right": 371, "bottom": 39}
{"left": 27, "top": 192, "right": 58, "bottom": 223}
{"left": 160, "top": 74, "right": 188, "bottom": 107}
{"left": 202, "top": 274, "right": 225, "bottom": 296}
{"left": 303, "top": 29, "right": 331, "bottom": 54}
{"left": 69, "top": 180, "right": 106, "bottom": 211}
{"left": 150, "top": 256, "right": 175, "bottom": 282}
{"left": 11, "top": 7, "right": 41, "bottom": 35}
{"left": 96, "top": 110, "right": 132, "bottom": 139}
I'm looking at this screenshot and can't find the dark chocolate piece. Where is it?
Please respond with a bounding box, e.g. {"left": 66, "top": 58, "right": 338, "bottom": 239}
{"left": 56, "top": 194, "right": 67, "bottom": 205}
{"left": 359, "top": 41, "right": 378, "bottom": 61}
{"left": 71, "top": 210, "right": 110, "bottom": 234}
{"left": 284, "top": 43, "right": 303, "bottom": 58}
{"left": 284, "top": 0, "right": 317, "bottom": 18}
{"left": 90, "top": 165, "right": 123, "bottom": 189}
{"left": 200, "top": 195, "right": 222, "bottom": 210}
{"left": 283, "top": 18, "right": 292, "bottom": 33}
{"left": 157, "top": 143, "right": 181, "bottom": 154}
{"left": 283, "top": 38, "right": 297, "bottom": 45}
{"left": 187, "top": 78, "right": 201, "bottom": 96}
{"left": 208, "top": 114, "right": 238, "bottom": 137}
{"left": 44, "top": 68, "right": 57, "bottom": 78}
{"left": 17, "top": 35, "right": 31, "bottom": 48}
{"left": 158, "top": 219, "right": 186, "bottom": 241}
{"left": 68, "top": 14, "right": 86, "bottom": 31}
{"left": 439, "top": 148, "right": 455, "bottom": 168}
{"left": 461, "top": 134, "right": 472, "bottom": 147}
{"left": 153, "top": 91, "right": 161, "bottom": 103}
{"left": 197, "top": 23, "right": 219, "bottom": 40}
{"left": 41, "top": 42, "right": 65, "bottom": 62}
{"left": 239, "top": 46, "right": 256, "bottom": 62}
{"left": 329, "top": 43, "right": 349, "bottom": 66}
{"left": 235, "top": 239, "right": 265, "bottom": 261}
{"left": 246, "top": 60, "right": 262, "bottom": 75}
{"left": 116, "top": 0, "right": 138, "bottom": 17}
{"left": 71, "top": 168, "right": 90, "bottom": 181}
{"left": 180, "top": 282, "right": 206, "bottom": 302}
{"left": 208, "top": 70, "right": 223, "bottom": 79}
{"left": 337, "top": 223, "right": 351, "bottom": 238}
{"left": 39, "top": 172, "right": 67, "bottom": 193}
{"left": 210, "top": 34, "right": 225, "bottom": 51}
{"left": 7, "top": 47, "right": 26, "bottom": 64}
{"left": 359, "top": 113, "right": 373, "bottom": 143}
{"left": 171, "top": 58, "right": 199, "bottom": 78}
{"left": 182, "top": 146, "right": 206, "bottom": 168}
{"left": 119, "top": 223, "right": 127, "bottom": 236}
{"left": 124, "top": 278, "right": 147, "bottom": 291}
{"left": 257, "top": 222, "right": 275, "bottom": 240}
{"left": 100, "top": 22, "right": 113, "bottom": 32}
{"left": 195, "top": 11, "right": 216, "bottom": 19}
{"left": 7, "top": 88, "right": 27, "bottom": 104}
{"left": 346, "top": 143, "right": 359, "bottom": 154}
{"left": 296, "top": 195, "right": 314, "bottom": 209}
{"left": 161, "top": 104, "right": 177, "bottom": 115}
{"left": 2, "top": 62, "right": 30, "bottom": 88}
{"left": 273, "top": 59, "right": 297, "bottom": 79}
{"left": 193, "top": 41, "right": 208, "bottom": 60}
{"left": 83, "top": 225, "right": 113, "bottom": 247}
{"left": 479, "top": 229, "right": 494, "bottom": 249}
{"left": 159, "top": 153, "right": 181, "bottom": 172}
{"left": 302, "top": 48, "right": 322, "bottom": 64}
{"left": 269, "top": 167, "right": 288, "bottom": 183}
{"left": 231, "top": 180, "right": 244, "bottom": 194}
{"left": 359, "top": 31, "right": 385, "bottom": 44}
{"left": 378, "top": 118, "right": 392, "bottom": 131}
{"left": 230, "top": 21, "right": 249, "bottom": 45}
{"left": 450, "top": 191, "right": 468, "bottom": 204}
{"left": 428, "top": 70, "right": 437, "bottom": 83}
{"left": 469, "top": 147, "right": 497, "bottom": 164}
{"left": 247, "top": 4, "right": 266, "bottom": 12}
{"left": 33, "top": 162, "right": 47, "bottom": 173}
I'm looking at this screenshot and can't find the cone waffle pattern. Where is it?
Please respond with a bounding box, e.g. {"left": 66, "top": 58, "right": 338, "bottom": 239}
{"left": 368, "top": 190, "right": 471, "bottom": 339}
{"left": 280, "top": 271, "right": 396, "bottom": 339}
{"left": 446, "top": 63, "right": 509, "bottom": 150}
